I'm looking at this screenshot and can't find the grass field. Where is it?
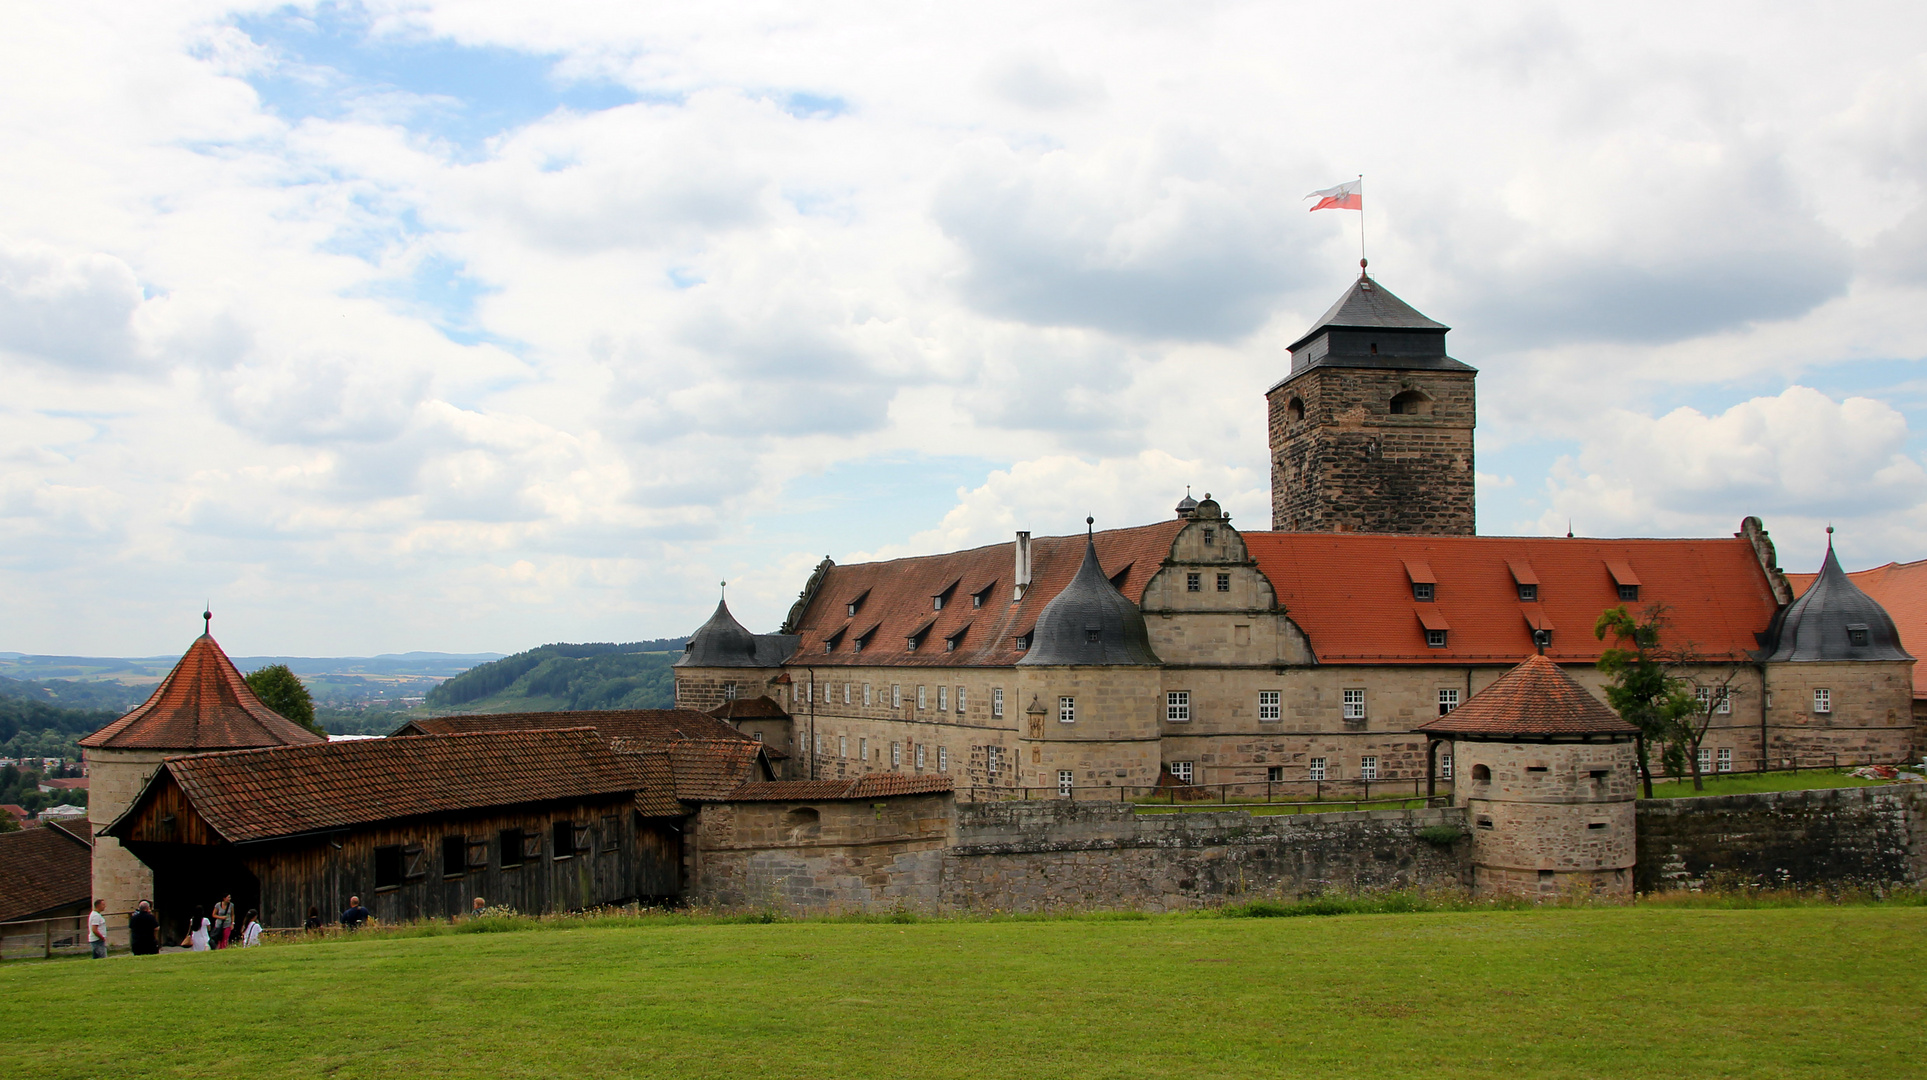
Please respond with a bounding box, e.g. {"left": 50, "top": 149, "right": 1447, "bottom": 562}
{"left": 1646, "top": 768, "right": 1896, "bottom": 798}
{"left": 3, "top": 905, "right": 1922, "bottom": 1079}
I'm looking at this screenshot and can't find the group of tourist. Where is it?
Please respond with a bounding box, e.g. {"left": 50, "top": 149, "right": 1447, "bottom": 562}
{"left": 88, "top": 893, "right": 492, "bottom": 957}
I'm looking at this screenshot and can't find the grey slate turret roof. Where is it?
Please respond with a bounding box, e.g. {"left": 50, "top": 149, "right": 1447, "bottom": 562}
{"left": 674, "top": 597, "right": 799, "bottom": 668}
{"left": 1765, "top": 541, "right": 1912, "bottom": 663}
{"left": 1017, "top": 530, "right": 1161, "bottom": 667}
{"left": 1280, "top": 272, "right": 1475, "bottom": 381}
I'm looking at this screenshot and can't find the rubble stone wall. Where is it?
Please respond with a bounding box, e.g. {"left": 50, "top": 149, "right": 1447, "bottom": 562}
{"left": 1634, "top": 785, "right": 1927, "bottom": 892}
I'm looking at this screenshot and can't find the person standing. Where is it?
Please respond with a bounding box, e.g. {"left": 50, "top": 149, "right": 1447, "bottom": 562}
{"left": 304, "top": 906, "right": 322, "bottom": 932}
{"left": 238, "top": 910, "right": 262, "bottom": 947}
{"left": 181, "top": 906, "right": 211, "bottom": 951}
{"left": 470, "top": 896, "right": 487, "bottom": 919}
{"left": 128, "top": 901, "right": 160, "bottom": 956}
{"left": 210, "top": 894, "right": 234, "bottom": 949}
{"left": 340, "top": 896, "right": 370, "bottom": 930}
{"left": 88, "top": 899, "right": 108, "bottom": 959}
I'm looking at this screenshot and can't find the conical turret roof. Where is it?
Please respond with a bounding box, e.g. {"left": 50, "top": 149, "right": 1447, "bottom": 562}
{"left": 1279, "top": 272, "right": 1474, "bottom": 380}
{"left": 1290, "top": 273, "right": 1448, "bottom": 350}
{"left": 1766, "top": 540, "right": 1912, "bottom": 663}
{"left": 1017, "top": 530, "right": 1161, "bottom": 667}
{"left": 80, "top": 634, "right": 324, "bottom": 751}
{"left": 1416, "top": 654, "right": 1636, "bottom": 739}
{"left": 676, "top": 595, "right": 801, "bottom": 668}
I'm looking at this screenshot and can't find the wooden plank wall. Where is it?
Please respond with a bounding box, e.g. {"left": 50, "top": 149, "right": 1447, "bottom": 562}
{"left": 230, "top": 798, "right": 684, "bottom": 928}
{"left": 120, "top": 774, "right": 222, "bottom": 846}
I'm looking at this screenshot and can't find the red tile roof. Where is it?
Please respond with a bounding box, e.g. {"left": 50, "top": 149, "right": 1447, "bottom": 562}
{"left": 706, "top": 696, "right": 791, "bottom": 721}
{"left": 1790, "top": 557, "right": 1927, "bottom": 698}
{"left": 39, "top": 778, "right": 88, "bottom": 790}
{"left": 1246, "top": 533, "right": 1778, "bottom": 664}
{"left": 113, "top": 729, "right": 648, "bottom": 844}
{"left": 632, "top": 752, "right": 687, "bottom": 818}
{"left": 393, "top": 708, "right": 752, "bottom": 750}
{"left": 2, "top": 804, "right": 29, "bottom": 821}
{"left": 79, "top": 635, "right": 325, "bottom": 751}
{"left": 665, "top": 739, "right": 771, "bottom": 800}
{"left": 1417, "top": 654, "right": 1638, "bottom": 738}
{"left": 787, "top": 521, "right": 1186, "bottom": 668}
{"left": 719, "top": 774, "right": 955, "bottom": 801}
{"left": 0, "top": 822, "right": 92, "bottom": 922}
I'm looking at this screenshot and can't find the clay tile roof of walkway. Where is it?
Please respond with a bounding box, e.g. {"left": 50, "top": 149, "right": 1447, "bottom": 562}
{"left": 394, "top": 708, "right": 751, "bottom": 749}
{"left": 665, "top": 739, "right": 771, "bottom": 801}
{"left": 0, "top": 824, "right": 93, "bottom": 922}
{"left": 720, "top": 774, "right": 955, "bottom": 802}
{"left": 80, "top": 635, "right": 326, "bottom": 751}
{"left": 1245, "top": 532, "right": 1778, "bottom": 665}
{"left": 1789, "top": 556, "right": 1927, "bottom": 698}
{"left": 120, "top": 728, "right": 646, "bottom": 844}
{"left": 1417, "top": 654, "right": 1637, "bottom": 738}
{"left": 788, "top": 521, "right": 1185, "bottom": 668}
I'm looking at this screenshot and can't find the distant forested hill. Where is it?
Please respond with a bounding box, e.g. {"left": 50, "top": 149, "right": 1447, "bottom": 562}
{"left": 423, "top": 639, "right": 689, "bottom": 713}
{"left": 0, "top": 692, "right": 117, "bottom": 761}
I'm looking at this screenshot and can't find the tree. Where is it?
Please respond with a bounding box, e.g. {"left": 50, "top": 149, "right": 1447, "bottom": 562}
{"left": 1672, "top": 659, "right": 1748, "bottom": 792}
{"left": 244, "top": 665, "right": 324, "bottom": 736}
{"left": 1594, "top": 605, "right": 1698, "bottom": 798}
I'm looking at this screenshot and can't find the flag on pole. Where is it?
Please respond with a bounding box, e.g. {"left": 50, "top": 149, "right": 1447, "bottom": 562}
{"left": 1305, "top": 179, "right": 1362, "bottom": 212}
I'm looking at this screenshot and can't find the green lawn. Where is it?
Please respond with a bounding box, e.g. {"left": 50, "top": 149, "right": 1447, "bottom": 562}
{"left": 3, "top": 907, "right": 1921, "bottom": 1079}
{"left": 1646, "top": 768, "right": 1897, "bottom": 799}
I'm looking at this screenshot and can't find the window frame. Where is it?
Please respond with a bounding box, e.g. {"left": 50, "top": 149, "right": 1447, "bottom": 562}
{"left": 1412, "top": 582, "right": 1435, "bottom": 602}
{"left": 498, "top": 828, "right": 526, "bottom": 869}
{"left": 1813, "top": 688, "right": 1831, "bottom": 714}
{"left": 1058, "top": 696, "right": 1076, "bottom": 724}
{"left": 1438, "top": 688, "right": 1460, "bottom": 716}
{"left": 1216, "top": 572, "right": 1231, "bottom": 593}
{"left": 1342, "top": 688, "right": 1366, "bottom": 720}
{"left": 374, "top": 844, "right": 405, "bottom": 891}
{"left": 1617, "top": 584, "right": 1639, "bottom": 602}
{"left": 992, "top": 687, "right": 1004, "bottom": 719}
{"left": 442, "top": 835, "right": 467, "bottom": 879}
{"left": 1168, "top": 761, "right": 1194, "bottom": 784}
{"left": 1308, "top": 757, "right": 1327, "bottom": 782}
{"left": 1360, "top": 755, "right": 1378, "bottom": 781}
{"left": 1166, "top": 690, "right": 1191, "bottom": 723}
{"left": 1440, "top": 753, "right": 1453, "bottom": 780}
{"left": 1517, "top": 583, "right": 1538, "bottom": 602}
{"left": 1058, "top": 770, "right": 1075, "bottom": 797}
{"left": 938, "top": 746, "right": 948, "bottom": 771}
{"left": 1186, "top": 572, "right": 1201, "bottom": 592}
{"left": 1258, "top": 690, "right": 1281, "bottom": 722}
{"left": 1425, "top": 629, "right": 1448, "bottom": 648}
{"left": 1716, "top": 747, "right": 1733, "bottom": 772}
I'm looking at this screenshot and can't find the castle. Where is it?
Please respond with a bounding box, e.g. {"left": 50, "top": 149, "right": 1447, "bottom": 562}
{"left": 671, "top": 270, "right": 1920, "bottom": 801}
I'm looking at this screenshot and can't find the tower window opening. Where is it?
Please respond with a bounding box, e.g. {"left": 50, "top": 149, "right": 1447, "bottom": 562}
{"left": 1389, "top": 390, "right": 1432, "bottom": 415}
{"left": 1286, "top": 397, "right": 1305, "bottom": 421}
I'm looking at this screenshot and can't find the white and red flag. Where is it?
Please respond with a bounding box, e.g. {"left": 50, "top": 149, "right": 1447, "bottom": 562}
{"left": 1305, "top": 179, "right": 1362, "bottom": 212}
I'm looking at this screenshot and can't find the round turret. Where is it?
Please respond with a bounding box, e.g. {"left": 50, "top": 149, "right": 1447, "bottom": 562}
{"left": 1767, "top": 538, "right": 1912, "bottom": 663}
{"left": 676, "top": 596, "right": 761, "bottom": 667}
{"left": 1017, "top": 526, "right": 1160, "bottom": 667}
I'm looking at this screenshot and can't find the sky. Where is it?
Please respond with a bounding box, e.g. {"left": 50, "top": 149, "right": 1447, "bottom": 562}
{"left": 3, "top": 1, "right": 1926, "bottom": 657}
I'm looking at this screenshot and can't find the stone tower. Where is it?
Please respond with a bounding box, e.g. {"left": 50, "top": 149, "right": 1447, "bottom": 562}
{"left": 1417, "top": 654, "right": 1639, "bottom": 898}
{"left": 1267, "top": 269, "right": 1477, "bottom": 534}
{"left": 78, "top": 623, "right": 323, "bottom": 915}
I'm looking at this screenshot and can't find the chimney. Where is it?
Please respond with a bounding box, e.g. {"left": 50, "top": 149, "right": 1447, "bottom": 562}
{"left": 1013, "top": 531, "right": 1032, "bottom": 600}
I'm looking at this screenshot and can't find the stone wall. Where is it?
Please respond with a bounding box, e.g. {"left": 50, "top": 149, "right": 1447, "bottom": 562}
{"left": 1634, "top": 786, "right": 1927, "bottom": 892}
{"left": 687, "top": 794, "right": 953, "bottom": 911}
{"left": 1268, "top": 365, "right": 1477, "bottom": 535}
{"left": 84, "top": 747, "right": 170, "bottom": 912}
{"left": 940, "top": 801, "right": 1469, "bottom": 912}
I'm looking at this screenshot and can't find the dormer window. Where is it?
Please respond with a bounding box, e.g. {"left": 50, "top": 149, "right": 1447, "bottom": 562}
{"left": 932, "top": 578, "right": 960, "bottom": 613}
{"left": 1086, "top": 628, "right": 1101, "bottom": 644}
{"left": 1618, "top": 584, "right": 1639, "bottom": 602}
{"left": 1014, "top": 633, "right": 1031, "bottom": 651}
{"left": 845, "top": 589, "right": 869, "bottom": 618}
{"left": 1606, "top": 560, "right": 1641, "bottom": 604}
{"left": 933, "top": 596, "right": 944, "bottom": 611}
{"left": 906, "top": 637, "right": 919, "bottom": 652}
{"left": 1413, "top": 582, "right": 1434, "bottom": 602}
{"left": 1403, "top": 559, "right": 1437, "bottom": 603}
{"left": 1848, "top": 623, "right": 1870, "bottom": 647}
{"left": 945, "top": 626, "right": 968, "bottom": 653}
{"left": 847, "top": 603, "right": 858, "bottom": 616}
{"left": 853, "top": 623, "right": 878, "bottom": 654}
{"left": 824, "top": 628, "right": 845, "bottom": 653}
{"left": 1508, "top": 560, "right": 1540, "bottom": 603}
{"left": 1426, "top": 630, "right": 1447, "bottom": 648}
{"left": 1518, "top": 583, "right": 1537, "bottom": 602}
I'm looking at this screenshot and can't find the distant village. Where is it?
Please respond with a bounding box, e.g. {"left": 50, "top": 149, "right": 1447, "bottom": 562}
{"left": 5, "top": 271, "right": 1921, "bottom": 953}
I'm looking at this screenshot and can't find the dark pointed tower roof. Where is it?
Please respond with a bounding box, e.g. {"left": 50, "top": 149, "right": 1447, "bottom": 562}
{"left": 80, "top": 633, "right": 324, "bottom": 751}
{"left": 1017, "top": 526, "right": 1161, "bottom": 667}
{"left": 675, "top": 594, "right": 800, "bottom": 668}
{"left": 1416, "top": 654, "right": 1636, "bottom": 740}
{"left": 1283, "top": 272, "right": 1475, "bottom": 377}
{"left": 1766, "top": 537, "right": 1912, "bottom": 663}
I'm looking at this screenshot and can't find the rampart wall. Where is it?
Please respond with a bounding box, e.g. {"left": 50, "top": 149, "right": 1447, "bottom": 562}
{"left": 1634, "top": 786, "right": 1927, "bottom": 892}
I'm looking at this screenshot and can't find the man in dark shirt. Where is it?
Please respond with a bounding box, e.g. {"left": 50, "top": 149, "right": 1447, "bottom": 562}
{"left": 128, "top": 900, "right": 160, "bottom": 955}
{"left": 341, "top": 895, "right": 371, "bottom": 929}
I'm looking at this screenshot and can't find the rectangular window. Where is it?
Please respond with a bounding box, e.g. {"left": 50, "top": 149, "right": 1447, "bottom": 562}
{"left": 825, "top": 683, "right": 833, "bottom": 705}
{"left": 553, "top": 820, "right": 576, "bottom": 859}
{"left": 987, "top": 746, "right": 1000, "bottom": 778}
{"left": 1425, "top": 629, "right": 1447, "bottom": 648}
{"left": 1169, "top": 761, "right": 1194, "bottom": 783}
{"left": 442, "top": 835, "right": 467, "bottom": 878}
{"left": 1696, "top": 686, "right": 1731, "bottom": 714}
{"left": 1203, "top": 527, "right": 1216, "bottom": 545}
{"left": 1343, "top": 689, "right": 1366, "bottom": 720}
{"left": 1058, "top": 696, "right": 1076, "bottom": 724}
{"left": 1696, "top": 747, "right": 1711, "bottom": 773}
{"left": 892, "top": 742, "right": 901, "bottom": 767}
{"left": 1266, "top": 766, "right": 1285, "bottom": 782}
{"left": 1438, "top": 688, "right": 1459, "bottom": 715}
{"left": 938, "top": 685, "right": 948, "bottom": 711}
{"left": 992, "top": 687, "right": 1004, "bottom": 718}
{"left": 916, "top": 745, "right": 926, "bottom": 770}
{"left": 1216, "top": 572, "right": 1231, "bottom": 593}
{"left": 724, "top": 682, "right": 739, "bottom": 700}
{"left": 1308, "top": 757, "right": 1327, "bottom": 781}
{"left": 499, "top": 829, "right": 525, "bottom": 868}
{"left": 956, "top": 687, "right": 966, "bottom": 714}
{"left": 1413, "top": 582, "right": 1434, "bottom": 602}
{"left": 918, "top": 686, "right": 928, "bottom": 710}
{"left": 1360, "top": 756, "right": 1378, "bottom": 781}
{"left": 1717, "top": 747, "right": 1733, "bottom": 772}
{"left": 1517, "top": 584, "right": 1538, "bottom": 602}
{"left": 844, "top": 684, "right": 851, "bottom": 705}
{"left": 839, "top": 735, "right": 848, "bottom": 759}
{"left": 939, "top": 746, "right": 948, "bottom": 771}
{"left": 374, "top": 845, "right": 404, "bottom": 890}
{"left": 860, "top": 738, "right": 869, "bottom": 760}
{"left": 864, "top": 684, "right": 873, "bottom": 706}
{"left": 1618, "top": 584, "right": 1639, "bottom": 602}
{"left": 1258, "top": 690, "right": 1281, "bottom": 722}
{"left": 1058, "top": 770, "right": 1074, "bottom": 797}
{"left": 1813, "top": 688, "right": 1831, "bottom": 714}
{"left": 1166, "top": 691, "right": 1190, "bottom": 722}
{"left": 1848, "top": 623, "right": 1870, "bottom": 647}
{"left": 1186, "top": 572, "right": 1201, "bottom": 592}
{"left": 892, "top": 685, "right": 902, "bottom": 708}
{"left": 1441, "top": 754, "right": 1454, "bottom": 780}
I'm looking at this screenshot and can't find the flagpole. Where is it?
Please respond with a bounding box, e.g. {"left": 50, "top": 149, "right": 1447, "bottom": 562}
{"left": 1357, "top": 173, "right": 1366, "bottom": 271}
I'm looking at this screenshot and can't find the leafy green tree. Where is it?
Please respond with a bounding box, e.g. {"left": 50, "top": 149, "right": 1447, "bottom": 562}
{"left": 244, "top": 665, "right": 324, "bottom": 736}
{"left": 1594, "top": 605, "right": 1698, "bottom": 797}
